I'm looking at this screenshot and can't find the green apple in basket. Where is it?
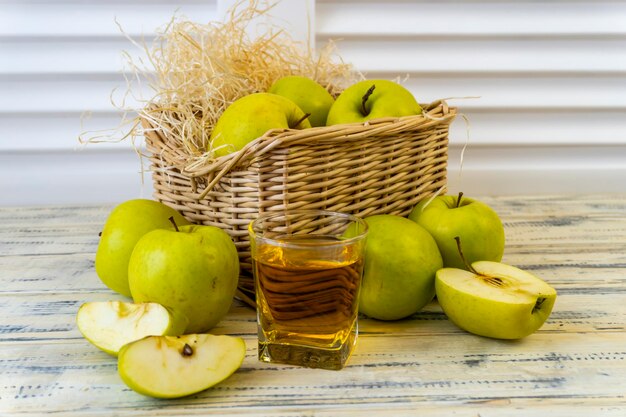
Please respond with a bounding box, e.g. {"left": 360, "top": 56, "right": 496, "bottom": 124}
{"left": 76, "top": 301, "right": 188, "bottom": 356}
{"left": 118, "top": 333, "right": 246, "bottom": 398}
{"left": 358, "top": 215, "right": 443, "bottom": 320}
{"left": 436, "top": 237, "right": 557, "bottom": 339}
{"left": 326, "top": 79, "right": 422, "bottom": 125}
{"left": 409, "top": 193, "right": 505, "bottom": 270}
{"left": 210, "top": 92, "right": 312, "bottom": 158}
{"left": 128, "top": 219, "right": 239, "bottom": 333}
{"left": 269, "top": 76, "right": 335, "bottom": 127}
{"left": 96, "top": 199, "right": 190, "bottom": 297}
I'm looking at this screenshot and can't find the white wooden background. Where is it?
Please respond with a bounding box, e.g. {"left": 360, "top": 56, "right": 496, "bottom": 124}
{"left": 1, "top": 0, "right": 626, "bottom": 206}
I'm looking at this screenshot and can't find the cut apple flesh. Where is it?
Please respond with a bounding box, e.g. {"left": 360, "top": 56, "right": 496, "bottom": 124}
{"left": 118, "top": 334, "right": 246, "bottom": 399}
{"left": 472, "top": 261, "right": 557, "bottom": 305}
{"left": 443, "top": 262, "right": 555, "bottom": 305}
{"left": 76, "top": 301, "right": 185, "bottom": 356}
{"left": 436, "top": 261, "right": 557, "bottom": 339}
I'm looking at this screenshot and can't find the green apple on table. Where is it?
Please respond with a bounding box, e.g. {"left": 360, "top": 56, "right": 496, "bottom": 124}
{"left": 128, "top": 221, "right": 239, "bottom": 333}
{"left": 210, "top": 92, "right": 311, "bottom": 157}
{"left": 269, "top": 76, "right": 335, "bottom": 127}
{"left": 76, "top": 301, "right": 187, "bottom": 356}
{"left": 436, "top": 239, "right": 557, "bottom": 339}
{"left": 326, "top": 79, "right": 422, "bottom": 125}
{"left": 358, "top": 215, "right": 443, "bottom": 320}
{"left": 95, "top": 199, "right": 190, "bottom": 297}
{"left": 409, "top": 192, "right": 505, "bottom": 270}
{"left": 118, "top": 333, "right": 246, "bottom": 399}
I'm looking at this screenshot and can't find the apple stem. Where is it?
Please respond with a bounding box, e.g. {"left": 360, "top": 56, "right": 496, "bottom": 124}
{"left": 454, "top": 236, "right": 479, "bottom": 274}
{"left": 455, "top": 191, "right": 464, "bottom": 208}
{"left": 168, "top": 216, "right": 180, "bottom": 232}
{"left": 294, "top": 113, "right": 311, "bottom": 128}
{"left": 182, "top": 343, "right": 193, "bottom": 357}
{"left": 98, "top": 231, "right": 102, "bottom": 237}
{"left": 361, "top": 84, "right": 376, "bottom": 115}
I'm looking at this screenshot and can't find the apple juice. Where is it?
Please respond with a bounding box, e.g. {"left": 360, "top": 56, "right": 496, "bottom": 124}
{"left": 253, "top": 236, "right": 364, "bottom": 370}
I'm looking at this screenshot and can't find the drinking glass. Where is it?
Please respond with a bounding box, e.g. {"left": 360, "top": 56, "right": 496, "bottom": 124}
{"left": 249, "top": 210, "right": 368, "bottom": 370}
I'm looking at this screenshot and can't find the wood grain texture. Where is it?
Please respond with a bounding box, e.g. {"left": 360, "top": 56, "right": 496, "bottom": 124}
{"left": 0, "top": 195, "right": 625, "bottom": 416}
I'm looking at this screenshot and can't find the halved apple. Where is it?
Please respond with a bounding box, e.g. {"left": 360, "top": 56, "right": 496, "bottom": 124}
{"left": 76, "top": 301, "right": 187, "bottom": 356}
{"left": 118, "top": 334, "right": 246, "bottom": 398}
{"left": 436, "top": 261, "right": 557, "bottom": 339}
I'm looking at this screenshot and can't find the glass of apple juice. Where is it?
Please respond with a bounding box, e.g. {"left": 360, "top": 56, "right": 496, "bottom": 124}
{"left": 249, "top": 210, "right": 368, "bottom": 370}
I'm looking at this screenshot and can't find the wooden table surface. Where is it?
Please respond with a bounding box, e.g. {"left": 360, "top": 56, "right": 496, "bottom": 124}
{"left": 1, "top": 194, "right": 625, "bottom": 416}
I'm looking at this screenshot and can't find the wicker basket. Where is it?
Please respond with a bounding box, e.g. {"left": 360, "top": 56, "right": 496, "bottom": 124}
{"left": 143, "top": 100, "right": 456, "bottom": 304}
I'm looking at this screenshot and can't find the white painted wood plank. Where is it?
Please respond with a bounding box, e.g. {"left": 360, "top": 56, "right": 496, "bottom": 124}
{"left": 0, "top": 76, "right": 149, "bottom": 114}
{"left": 0, "top": 1, "right": 217, "bottom": 38}
{"left": 0, "top": 39, "right": 148, "bottom": 75}
{"left": 447, "top": 109, "right": 626, "bottom": 146}
{"left": 0, "top": 112, "right": 132, "bottom": 151}
{"left": 1, "top": 331, "right": 624, "bottom": 414}
{"left": 317, "top": 1, "right": 626, "bottom": 37}
{"left": 402, "top": 75, "right": 626, "bottom": 111}
{"left": 323, "top": 38, "right": 626, "bottom": 74}
{"left": 0, "top": 150, "right": 154, "bottom": 206}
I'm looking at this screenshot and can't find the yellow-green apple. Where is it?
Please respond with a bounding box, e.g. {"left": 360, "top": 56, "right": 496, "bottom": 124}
{"left": 76, "top": 301, "right": 187, "bottom": 356}
{"left": 268, "top": 76, "right": 335, "bottom": 127}
{"left": 118, "top": 334, "right": 245, "bottom": 398}
{"left": 95, "top": 199, "right": 190, "bottom": 297}
{"left": 210, "top": 92, "right": 311, "bottom": 157}
{"left": 436, "top": 250, "right": 557, "bottom": 339}
{"left": 326, "top": 79, "right": 422, "bottom": 125}
{"left": 128, "top": 222, "right": 239, "bottom": 333}
{"left": 409, "top": 193, "right": 505, "bottom": 270}
{"left": 359, "top": 215, "right": 442, "bottom": 320}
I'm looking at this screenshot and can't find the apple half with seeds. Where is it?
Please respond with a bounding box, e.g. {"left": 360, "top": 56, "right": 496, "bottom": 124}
{"left": 118, "top": 334, "right": 246, "bottom": 399}
{"left": 436, "top": 260, "right": 557, "bottom": 339}
{"left": 76, "top": 301, "right": 187, "bottom": 356}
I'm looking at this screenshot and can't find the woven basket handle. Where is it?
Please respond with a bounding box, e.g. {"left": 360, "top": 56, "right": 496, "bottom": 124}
{"left": 183, "top": 127, "right": 296, "bottom": 199}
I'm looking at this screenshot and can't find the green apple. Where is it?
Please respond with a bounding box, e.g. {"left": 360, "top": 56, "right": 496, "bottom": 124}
{"left": 76, "top": 301, "right": 187, "bottom": 356}
{"left": 359, "top": 215, "right": 443, "bottom": 320}
{"left": 210, "top": 92, "right": 311, "bottom": 157}
{"left": 409, "top": 193, "right": 505, "bottom": 270}
{"left": 128, "top": 223, "right": 239, "bottom": 333}
{"left": 436, "top": 260, "right": 557, "bottom": 339}
{"left": 95, "top": 199, "right": 190, "bottom": 297}
{"left": 118, "top": 334, "right": 246, "bottom": 398}
{"left": 268, "top": 76, "right": 335, "bottom": 127}
{"left": 326, "top": 79, "right": 422, "bottom": 125}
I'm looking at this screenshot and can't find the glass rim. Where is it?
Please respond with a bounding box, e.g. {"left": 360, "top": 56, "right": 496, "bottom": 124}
{"left": 248, "top": 209, "right": 368, "bottom": 249}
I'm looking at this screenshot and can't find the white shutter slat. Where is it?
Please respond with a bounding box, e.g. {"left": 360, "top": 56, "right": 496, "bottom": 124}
{"left": 324, "top": 38, "right": 626, "bottom": 74}
{"left": 0, "top": 150, "right": 153, "bottom": 206}
{"left": 0, "top": 2, "right": 217, "bottom": 38}
{"left": 0, "top": 39, "right": 148, "bottom": 75}
{"left": 317, "top": 2, "right": 626, "bottom": 37}
{"left": 0, "top": 76, "right": 148, "bottom": 114}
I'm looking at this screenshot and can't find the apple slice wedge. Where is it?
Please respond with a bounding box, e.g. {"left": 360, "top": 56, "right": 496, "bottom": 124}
{"left": 118, "top": 334, "right": 246, "bottom": 398}
{"left": 76, "top": 301, "right": 187, "bottom": 356}
{"left": 436, "top": 261, "right": 557, "bottom": 339}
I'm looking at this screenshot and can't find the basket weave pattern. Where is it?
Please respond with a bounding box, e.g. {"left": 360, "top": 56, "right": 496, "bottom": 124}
{"left": 144, "top": 100, "right": 456, "bottom": 297}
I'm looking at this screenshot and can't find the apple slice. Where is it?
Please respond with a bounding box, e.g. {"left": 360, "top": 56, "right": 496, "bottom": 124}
{"left": 118, "top": 334, "right": 246, "bottom": 398}
{"left": 76, "top": 301, "right": 187, "bottom": 356}
{"left": 436, "top": 261, "right": 557, "bottom": 339}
